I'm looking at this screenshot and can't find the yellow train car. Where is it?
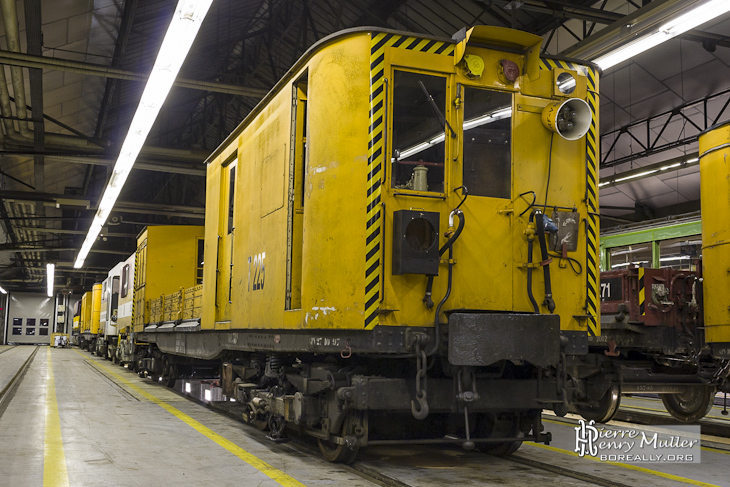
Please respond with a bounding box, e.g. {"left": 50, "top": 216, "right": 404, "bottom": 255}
{"left": 700, "top": 122, "right": 730, "bottom": 353}
{"left": 136, "top": 26, "right": 604, "bottom": 462}
{"left": 199, "top": 29, "right": 597, "bottom": 338}
{"left": 132, "top": 225, "right": 204, "bottom": 332}
{"left": 79, "top": 284, "right": 102, "bottom": 350}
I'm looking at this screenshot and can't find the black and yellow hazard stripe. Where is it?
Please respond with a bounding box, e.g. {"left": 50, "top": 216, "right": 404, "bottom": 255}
{"left": 365, "top": 32, "right": 455, "bottom": 328}
{"left": 584, "top": 66, "right": 600, "bottom": 337}
{"left": 131, "top": 249, "right": 138, "bottom": 332}
{"left": 539, "top": 58, "right": 600, "bottom": 337}
{"left": 638, "top": 267, "right": 646, "bottom": 316}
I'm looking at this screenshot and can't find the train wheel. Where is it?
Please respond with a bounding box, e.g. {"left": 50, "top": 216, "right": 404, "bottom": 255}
{"left": 243, "top": 402, "right": 269, "bottom": 431}
{"left": 575, "top": 384, "right": 621, "bottom": 423}
{"left": 661, "top": 385, "right": 715, "bottom": 423}
{"left": 476, "top": 413, "right": 523, "bottom": 456}
{"left": 317, "top": 412, "right": 360, "bottom": 464}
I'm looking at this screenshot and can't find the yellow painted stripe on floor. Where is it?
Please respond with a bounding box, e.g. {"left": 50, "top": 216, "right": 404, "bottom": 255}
{"left": 44, "top": 347, "right": 69, "bottom": 487}
{"left": 74, "top": 351, "right": 306, "bottom": 487}
{"left": 523, "top": 442, "right": 721, "bottom": 487}
{"left": 702, "top": 445, "right": 730, "bottom": 455}
{"left": 622, "top": 404, "right": 730, "bottom": 422}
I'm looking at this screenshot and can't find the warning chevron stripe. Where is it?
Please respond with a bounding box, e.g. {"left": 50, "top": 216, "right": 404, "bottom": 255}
{"left": 365, "top": 32, "right": 454, "bottom": 328}
{"left": 539, "top": 57, "right": 600, "bottom": 336}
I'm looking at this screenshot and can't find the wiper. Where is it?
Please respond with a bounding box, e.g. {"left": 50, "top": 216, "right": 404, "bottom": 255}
{"left": 418, "top": 81, "right": 456, "bottom": 139}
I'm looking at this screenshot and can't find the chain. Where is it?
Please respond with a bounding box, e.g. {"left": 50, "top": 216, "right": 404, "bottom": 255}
{"left": 411, "top": 338, "right": 429, "bottom": 420}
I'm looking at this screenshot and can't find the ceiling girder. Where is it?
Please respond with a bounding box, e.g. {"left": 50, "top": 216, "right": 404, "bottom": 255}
{"left": 0, "top": 49, "right": 268, "bottom": 98}
{"left": 602, "top": 87, "right": 730, "bottom": 167}
{"left": 0, "top": 190, "right": 205, "bottom": 217}
{"left": 0, "top": 152, "right": 206, "bottom": 177}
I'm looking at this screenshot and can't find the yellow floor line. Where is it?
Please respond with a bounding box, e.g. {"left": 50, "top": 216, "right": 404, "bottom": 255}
{"left": 74, "top": 350, "right": 307, "bottom": 487}
{"left": 44, "top": 347, "right": 69, "bottom": 487}
{"left": 625, "top": 397, "right": 730, "bottom": 420}
{"left": 523, "top": 442, "right": 721, "bottom": 487}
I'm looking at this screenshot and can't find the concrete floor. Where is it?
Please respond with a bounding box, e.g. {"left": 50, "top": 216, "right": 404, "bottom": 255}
{"left": 1, "top": 346, "right": 729, "bottom": 487}
{"left": 0, "top": 346, "right": 375, "bottom": 487}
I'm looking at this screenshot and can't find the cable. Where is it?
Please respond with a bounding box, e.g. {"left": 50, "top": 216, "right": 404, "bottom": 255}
{"left": 544, "top": 132, "right": 555, "bottom": 208}
{"left": 453, "top": 185, "right": 468, "bottom": 210}
{"left": 518, "top": 191, "right": 537, "bottom": 217}
{"left": 548, "top": 252, "right": 583, "bottom": 275}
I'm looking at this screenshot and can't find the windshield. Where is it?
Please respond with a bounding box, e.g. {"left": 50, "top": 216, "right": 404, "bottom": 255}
{"left": 391, "top": 70, "right": 446, "bottom": 193}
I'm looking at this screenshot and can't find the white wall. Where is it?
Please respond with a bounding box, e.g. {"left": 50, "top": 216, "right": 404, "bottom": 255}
{"left": 5, "top": 293, "right": 54, "bottom": 345}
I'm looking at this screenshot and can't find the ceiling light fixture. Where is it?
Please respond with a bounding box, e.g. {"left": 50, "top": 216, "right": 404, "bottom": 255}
{"left": 598, "top": 152, "right": 699, "bottom": 188}
{"left": 74, "top": 0, "right": 212, "bottom": 268}
{"left": 0, "top": 285, "right": 7, "bottom": 294}
{"left": 47, "top": 263, "right": 55, "bottom": 297}
{"left": 594, "top": 0, "right": 730, "bottom": 70}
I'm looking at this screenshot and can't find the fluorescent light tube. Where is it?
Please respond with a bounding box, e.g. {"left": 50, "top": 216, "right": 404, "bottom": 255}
{"left": 0, "top": 285, "right": 6, "bottom": 294}
{"left": 594, "top": 0, "right": 730, "bottom": 70}
{"left": 47, "top": 263, "right": 55, "bottom": 297}
{"left": 74, "top": 0, "right": 212, "bottom": 268}
{"left": 613, "top": 169, "right": 658, "bottom": 183}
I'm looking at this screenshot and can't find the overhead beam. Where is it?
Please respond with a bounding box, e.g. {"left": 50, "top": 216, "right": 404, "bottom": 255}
{"left": 507, "top": 0, "right": 730, "bottom": 51}
{"left": 562, "top": 0, "right": 730, "bottom": 59}
{"left": 0, "top": 190, "right": 205, "bottom": 217}
{"left": 0, "top": 151, "right": 206, "bottom": 176}
{"left": 95, "top": 0, "right": 138, "bottom": 139}
{"left": 0, "top": 246, "right": 130, "bottom": 255}
{"left": 601, "top": 86, "right": 730, "bottom": 167}
{"left": 0, "top": 49, "right": 268, "bottom": 97}
{"left": 14, "top": 226, "right": 136, "bottom": 237}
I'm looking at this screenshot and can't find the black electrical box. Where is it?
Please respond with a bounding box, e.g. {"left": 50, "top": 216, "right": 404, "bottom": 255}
{"left": 392, "top": 210, "right": 440, "bottom": 275}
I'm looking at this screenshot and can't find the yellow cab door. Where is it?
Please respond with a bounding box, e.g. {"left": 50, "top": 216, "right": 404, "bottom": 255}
{"left": 454, "top": 84, "right": 514, "bottom": 311}
{"left": 215, "top": 157, "right": 237, "bottom": 326}
{"left": 385, "top": 61, "right": 513, "bottom": 316}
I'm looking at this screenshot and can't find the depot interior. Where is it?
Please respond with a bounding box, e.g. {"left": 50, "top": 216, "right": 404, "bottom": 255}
{"left": 0, "top": 0, "right": 727, "bottom": 340}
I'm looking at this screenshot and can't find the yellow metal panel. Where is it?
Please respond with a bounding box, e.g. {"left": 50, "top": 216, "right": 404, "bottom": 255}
{"left": 183, "top": 285, "right": 203, "bottom": 320}
{"left": 80, "top": 291, "right": 91, "bottom": 333}
{"left": 699, "top": 123, "right": 730, "bottom": 342}
{"left": 91, "top": 283, "right": 102, "bottom": 335}
{"left": 201, "top": 156, "right": 224, "bottom": 330}
{"left": 134, "top": 225, "right": 204, "bottom": 330}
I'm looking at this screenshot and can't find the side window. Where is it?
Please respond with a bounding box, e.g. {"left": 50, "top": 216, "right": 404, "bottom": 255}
{"left": 121, "top": 264, "right": 129, "bottom": 298}
{"left": 462, "top": 87, "right": 512, "bottom": 199}
{"left": 228, "top": 165, "right": 236, "bottom": 234}
{"left": 196, "top": 238, "right": 204, "bottom": 284}
{"left": 391, "top": 70, "right": 447, "bottom": 193}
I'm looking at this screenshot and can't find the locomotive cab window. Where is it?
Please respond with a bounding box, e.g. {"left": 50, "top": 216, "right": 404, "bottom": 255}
{"left": 462, "top": 87, "right": 512, "bottom": 199}
{"left": 391, "top": 70, "right": 447, "bottom": 193}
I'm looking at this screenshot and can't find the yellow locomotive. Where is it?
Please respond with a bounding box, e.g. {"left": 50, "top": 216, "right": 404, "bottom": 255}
{"left": 126, "top": 26, "right": 603, "bottom": 462}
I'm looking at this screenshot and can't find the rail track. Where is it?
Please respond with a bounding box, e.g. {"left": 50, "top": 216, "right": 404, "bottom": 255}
{"left": 78, "top": 350, "right": 729, "bottom": 487}
{"left": 115, "top": 357, "right": 640, "bottom": 487}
